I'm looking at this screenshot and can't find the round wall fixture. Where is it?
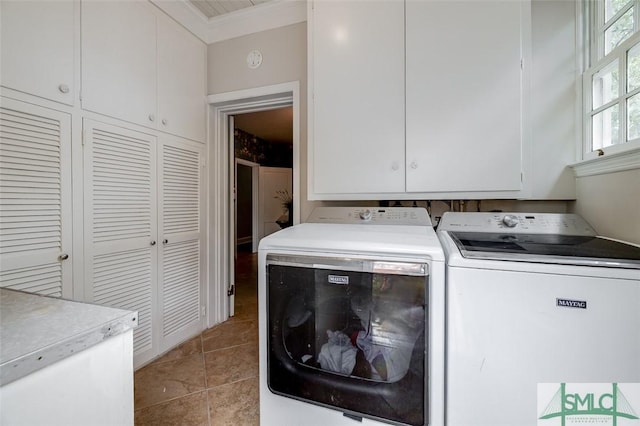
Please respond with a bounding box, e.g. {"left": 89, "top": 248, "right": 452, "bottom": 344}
{"left": 247, "top": 50, "right": 263, "bottom": 69}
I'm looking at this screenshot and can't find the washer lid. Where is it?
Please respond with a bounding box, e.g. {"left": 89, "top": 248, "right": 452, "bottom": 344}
{"left": 448, "top": 231, "right": 640, "bottom": 269}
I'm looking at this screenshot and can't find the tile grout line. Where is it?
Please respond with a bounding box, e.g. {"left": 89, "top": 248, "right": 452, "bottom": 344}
{"left": 134, "top": 388, "right": 207, "bottom": 412}
{"left": 204, "top": 374, "right": 260, "bottom": 391}
{"left": 201, "top": 331, "right": 212, "bottom": 426}
{"left": 202, "top": 339, "right": 257, "bottom": 356}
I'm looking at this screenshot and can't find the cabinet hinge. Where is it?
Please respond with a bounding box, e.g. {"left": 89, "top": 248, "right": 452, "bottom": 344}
{"left": 82, "top": 129, "right": 86, "bottom": 146}
{"left": 227, "top": 284, "right": 235, "bottom": 297}
{"left": 201, "top": 156, "right": 206, "bottom": 168}
{"left": 521, "top": 172, "right": 524, "bottom": 182}
{"left": 201, "top": 305, "right": 206, "bottom": 317}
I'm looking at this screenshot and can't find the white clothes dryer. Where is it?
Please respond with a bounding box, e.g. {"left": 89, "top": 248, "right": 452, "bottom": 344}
{"left": 437, "top": 212, "right": 640, "bottom": 426}
{"left": 258, "top": 207, "right": 445, "bottom": 426}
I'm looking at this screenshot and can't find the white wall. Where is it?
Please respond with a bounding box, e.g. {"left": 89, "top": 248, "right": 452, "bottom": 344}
{"left": 207, "top": 22, "right": 321, "bottom": 221}
{"left": 529, "top": 0, "right": 577, "bottom": 199}
{"left": 572, "top": 169, "right": 640, "bottom": 245}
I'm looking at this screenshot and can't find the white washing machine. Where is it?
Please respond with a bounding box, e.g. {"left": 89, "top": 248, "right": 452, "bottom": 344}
{"left": 258, "top": 207, "right": 445, "bottom": 426}
{"left": 437, "top": 212, "right": 640, "bottom": 426}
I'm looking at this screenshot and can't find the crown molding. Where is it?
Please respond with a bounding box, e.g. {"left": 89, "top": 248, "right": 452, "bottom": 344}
{"left": 151, "top": 0, "right": 306, "bottom": 44}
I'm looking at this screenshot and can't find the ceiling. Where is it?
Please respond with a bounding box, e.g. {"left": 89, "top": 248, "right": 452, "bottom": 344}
{"left": 188, "top": 0, "right": 274, "bottom": 19}
{"left": 234, "top": 107, "right": 293, "bottom": 144}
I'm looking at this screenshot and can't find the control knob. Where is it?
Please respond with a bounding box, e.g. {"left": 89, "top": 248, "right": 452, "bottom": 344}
{"left": 502, "top": 214, "right": 519, "bottom": 228}
{"left": 359, "top": 209, "right": 372, "bottom": 221}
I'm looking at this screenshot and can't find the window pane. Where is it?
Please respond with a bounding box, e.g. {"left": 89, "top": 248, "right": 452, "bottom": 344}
{"left": 628, "top": 42, "right": 640, "bottom": 91}
{"left": 605, "top": 0, "right": 632, "bottom": 22}
{"left": 593, "top": 60, "right": 619, "bottom": 109}
{"left": 627, "top": 93, "right": 640, "bottom": 140}
{"left": 605, "top": 7, "right": 634, "bottom": 55}
{"left": 592, "top": 105, "right": 620, "bottom": 150}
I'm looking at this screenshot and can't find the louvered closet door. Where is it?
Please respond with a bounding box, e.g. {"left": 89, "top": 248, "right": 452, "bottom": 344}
{"left": 0, "top": 98, "right": 72, "bottom": 297}
{"left": 158, "top": 137, "right": 204, "bottom": 352}
{"left": 84, "top": 120, "right": 157, "bottom": 366}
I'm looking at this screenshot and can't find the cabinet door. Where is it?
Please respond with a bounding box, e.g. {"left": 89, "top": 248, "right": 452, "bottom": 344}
{"left": 83, "top": 120, "right": 158, "bottom": 367}
{"left": 0, "top": 1, "right": 75, "bottom": 105}
{"left": 406, "top": 1, "right": 524, "bottom": 193}
{"left": 158, "top": 138, "right": 204, "bottom": 352}
{"left": 0, "top": 98, "right": 72, "bottom": 297}
{"left": 81, "top": 1, "right": 157, "bottom": 129}
{"left": 309, "top": 0, "right": 405, "bottom": 195}
{"left": 157, "top": 13, "right": 206, "bottom": 143}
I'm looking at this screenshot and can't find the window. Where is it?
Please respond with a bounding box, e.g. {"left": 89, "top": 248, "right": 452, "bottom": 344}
{"left": 583, "top": 0, "right": 640, "bottom": 159}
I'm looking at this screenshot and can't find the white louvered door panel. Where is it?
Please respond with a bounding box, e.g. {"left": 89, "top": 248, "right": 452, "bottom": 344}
{"left": 0, "top": 98, "right": 72, "bottom": 298}
{"left": 158, "top": 138, "right": 204, "bottom": 351}
{"left": 84, "top": 120, "right": 158, "bottom": 366}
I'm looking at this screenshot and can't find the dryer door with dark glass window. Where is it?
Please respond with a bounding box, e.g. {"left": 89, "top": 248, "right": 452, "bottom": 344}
{"left": 266, "top": 254, "right": 429, "bottom": 426}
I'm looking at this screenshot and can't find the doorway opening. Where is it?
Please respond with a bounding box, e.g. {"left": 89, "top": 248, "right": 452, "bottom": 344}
{"left": 231, "top": 108, "right": 293, "bottom": 317}
{"left": 234, "top": 158, "right": 259, "bottom": 253}
{"left": 207, "top": 82, "right": 300, "bottom": 327}
{"left": 233, "top": 107, "right": 294, "bottom": 254}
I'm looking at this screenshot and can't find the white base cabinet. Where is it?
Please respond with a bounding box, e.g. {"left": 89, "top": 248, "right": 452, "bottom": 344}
{"left": 0, "top": 331, "right": 134, "bottom": 426}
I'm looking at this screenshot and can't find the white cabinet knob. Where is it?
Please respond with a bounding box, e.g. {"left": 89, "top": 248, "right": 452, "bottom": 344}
{"left": 410, "top": 161, "right": 418, "bottom": 170}
{"left": 391, "top": 162, "right": 399, "bottom": 171}
{"left": 58, "top": 84, "right": 69, "bottom": 94}
{"left": 161, "top": 118, "right": 167, "bottom": 126}
{"left": 148, "top": 114, "right": 155, "bottom": 122}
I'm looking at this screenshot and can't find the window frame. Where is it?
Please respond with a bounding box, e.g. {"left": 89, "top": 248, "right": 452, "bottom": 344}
{"left": 581, "top": 0, "right": 640, "bottom": 162}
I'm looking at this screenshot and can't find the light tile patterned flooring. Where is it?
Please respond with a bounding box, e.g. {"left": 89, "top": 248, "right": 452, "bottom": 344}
{"left": 134, "top": 250, "right": 259, "bottom": 425}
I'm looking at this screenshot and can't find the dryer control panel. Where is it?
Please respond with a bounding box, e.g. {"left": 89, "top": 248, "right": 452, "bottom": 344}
{"left": 438, "top": 212, "right": 597, "bottom": 236}
{"left": 307, "top": 207, "right": 432, "bottom": 226}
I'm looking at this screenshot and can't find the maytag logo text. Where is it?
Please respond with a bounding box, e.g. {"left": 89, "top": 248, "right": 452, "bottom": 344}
{"left": 556, "top": 298, "right": 587, "bottom": 309}
{"left": 328, "top": 275, "right": 349, "bottom": 285}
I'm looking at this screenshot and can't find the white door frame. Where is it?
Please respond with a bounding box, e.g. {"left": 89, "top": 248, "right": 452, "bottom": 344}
{"left": 206, "top": 81, "right": 300, "bottom": 327}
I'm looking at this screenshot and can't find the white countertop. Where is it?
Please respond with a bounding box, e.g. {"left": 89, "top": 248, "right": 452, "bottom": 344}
{"left": 0, "top": 288, "right": 137, "bottom": 385}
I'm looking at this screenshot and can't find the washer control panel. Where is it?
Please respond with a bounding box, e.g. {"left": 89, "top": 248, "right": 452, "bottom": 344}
{"left": 438, "top": 212, "right": 597, "bottom": 236}
{"left": 307, "top": 207, "right": 432, "bottom": 226}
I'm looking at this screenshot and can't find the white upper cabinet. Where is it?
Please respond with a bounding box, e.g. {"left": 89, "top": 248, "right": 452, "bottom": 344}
{"left": 0, "top": 1, "right": 75, "bottom": 105}
{"left": 309, "top": 0, "right": 405, "bottom": 195}
{"left": 157, "top": 13, "right": 206, "bottom": 143}
{"left": 406, "top": 0, "right": 526, "bottom": 194}
{"left": 81, "top": 2, "right": 206, "bottom": 142}
{"left": 81, "top": 1, "right": 158, "bottom": 129}
{"left": 308, "top": 0, "right": 532, "bottom": 200}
